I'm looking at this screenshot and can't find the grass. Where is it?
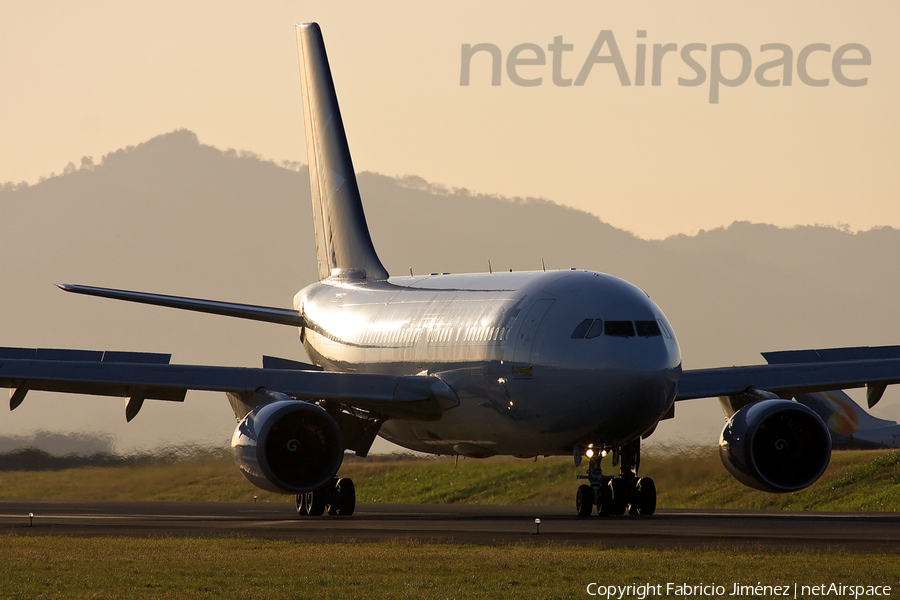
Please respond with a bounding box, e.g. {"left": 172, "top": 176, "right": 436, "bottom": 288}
{"left": 0, "top": 537, "right": 896, "bottom": 599}
{"left": 661, "top": 449, "right": 900, "bottom": 512}
{"left": 0, "top": 448, "right": 898, "bottom": 512}
{"left": 0, "top": 452, "right": 897, "bottom": 598}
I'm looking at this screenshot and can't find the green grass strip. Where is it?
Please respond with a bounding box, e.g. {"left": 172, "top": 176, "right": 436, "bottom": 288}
{"left": 0, "top": 536, "right": 897, "bottom": 599}
{"left": 0, "top": 449, "right": 898, "bottom": 512}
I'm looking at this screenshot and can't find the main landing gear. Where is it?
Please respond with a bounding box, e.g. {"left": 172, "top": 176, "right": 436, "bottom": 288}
{"left": 296, "top": 477, "right": 356, "bottom": 517}
{"left": 575, "top": 439, "right": 656, "bottom": 517}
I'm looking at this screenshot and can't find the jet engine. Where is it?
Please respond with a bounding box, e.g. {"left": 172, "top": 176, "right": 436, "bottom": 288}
{"left": 231, "top": 395, "right": 344, "bottom": 494}
{"left": 719, "top": 399, "right": 832, "bottom": 493}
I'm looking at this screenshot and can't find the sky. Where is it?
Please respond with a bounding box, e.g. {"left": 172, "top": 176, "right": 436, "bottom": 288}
{"left": 1, "top": 2, "right": 898, "bottom": 240}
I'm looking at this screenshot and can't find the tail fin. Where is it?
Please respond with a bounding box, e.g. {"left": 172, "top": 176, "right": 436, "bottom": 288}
{"left": 296, "top": 23, "right": 388, "bottom": 281}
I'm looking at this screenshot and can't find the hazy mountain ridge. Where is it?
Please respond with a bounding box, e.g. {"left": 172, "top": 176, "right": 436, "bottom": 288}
{"left": 1, "top": 130, "right": 898, "bottom": 453}
{"left": 658, "top": 221, "right": 900, "bottom": 294}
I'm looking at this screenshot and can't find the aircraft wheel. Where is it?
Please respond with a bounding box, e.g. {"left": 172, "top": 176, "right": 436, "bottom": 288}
{"left": 635, "top": 477, "right": 656, "bottom": 516}
{"left": 306, "top": 489, "right": 326, "bottom": 516}
{"left": 334, "top": 478, "right": 356, "bottom": 516}
{"left": 609, "top": 479, "right": 628, "bottom": 516}
{"left": 627, "top": 480, "right": 640, "bottom": 515}
{"left": 295, "top": 493, "right": 309, "bottom": 516}
{"left": 576, "top": 484, "right": 594, "bottom": 517}
{"left": 596, "top": 483, "right": 613, "bottom": 517}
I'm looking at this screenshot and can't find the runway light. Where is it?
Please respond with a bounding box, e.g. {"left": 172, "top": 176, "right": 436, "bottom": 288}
{"left": 532, "top": 518, "right": 541, "bottom": 535}
{"left": 28, "top": 513, "right": 33, "bottom": 527}
{"left": 253, "top": 495, "right": 258, "bottom": 503}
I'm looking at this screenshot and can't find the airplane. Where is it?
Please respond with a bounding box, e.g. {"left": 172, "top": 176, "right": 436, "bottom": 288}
{"left": 3, "top": 22, "right": 900, "bottom": 518}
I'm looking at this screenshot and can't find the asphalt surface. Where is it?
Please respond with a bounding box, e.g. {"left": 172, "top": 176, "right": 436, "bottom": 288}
{"left": 1, "top": 500, "right": 898, "bottom": 552}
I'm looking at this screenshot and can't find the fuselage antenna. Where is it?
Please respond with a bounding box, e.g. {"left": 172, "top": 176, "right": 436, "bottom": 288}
{"left": 541, "top": 257, "right": 546, "bottom": 272}
{"left": 409, "top": 267, "right": 414, "bottom": 277}
{"left": 488, "top": 260, "right": 492, "bottom": 275}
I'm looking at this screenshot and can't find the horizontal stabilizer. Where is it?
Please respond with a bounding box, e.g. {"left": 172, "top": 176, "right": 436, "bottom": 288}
{"left": 58, "top": 284, "right": 304, "bottom": 327}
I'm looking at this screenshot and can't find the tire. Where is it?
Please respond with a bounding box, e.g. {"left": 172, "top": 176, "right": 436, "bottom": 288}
{"left": 306, "top": 489, "right": 326, "bottom": 516}
{"left": 335, "top": 478, "right": 356, "bottom": 516}
{"left": 609, "top": 479, "right": 629, "bottom": 516}
{"left": 295, "top": 493, "right": 309, "bottom": 517}
{"left": 576, "top": 484, "right": 594, "bottom": 517}
{"left": 635, "top": 477, "right": 656, "bottom": 516}
{"left": 596, "top": 483, "right": 613, "bottom": 517}
{"left": 325, "top": 477, "right": 341, "bottom": 516}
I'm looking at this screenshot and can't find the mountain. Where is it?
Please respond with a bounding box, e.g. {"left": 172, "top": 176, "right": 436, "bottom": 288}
{"left": 2, "top": 130, "right": 898, "bottom": 453}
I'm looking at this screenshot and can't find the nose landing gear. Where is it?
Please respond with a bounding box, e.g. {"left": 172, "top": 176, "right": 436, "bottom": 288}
{"left": 575, "top": 439, "right": 656, "bottom": 517}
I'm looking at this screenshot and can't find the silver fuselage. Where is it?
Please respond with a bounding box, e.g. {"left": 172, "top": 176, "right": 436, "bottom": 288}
{"left": 295, "top": 269, "right": 682, "bottom": 458}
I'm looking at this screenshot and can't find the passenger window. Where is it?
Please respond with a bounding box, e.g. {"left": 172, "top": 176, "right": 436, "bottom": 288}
{"left": 635, "top": 320, "right": 661, "bottom": 337}
{"left": 605, "top": 321, "right": 635, "bottom": 337}
{"left": 571, "top": 319, "right": 593, "bottom": 339}
{"left": 586, "top": 319, "right": 603, "bottom": 339}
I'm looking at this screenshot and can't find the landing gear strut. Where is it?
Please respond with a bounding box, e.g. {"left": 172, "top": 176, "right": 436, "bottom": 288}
{"left": 296, "top": 477, "right": 356, "bottom": 517}
{"left": 575, "top": 439, "right": 655, "bottom": 517}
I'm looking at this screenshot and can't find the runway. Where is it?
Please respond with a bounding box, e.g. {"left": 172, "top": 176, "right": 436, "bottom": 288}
{"left": 1, "top": 500, "right": 898, "bottom": 552}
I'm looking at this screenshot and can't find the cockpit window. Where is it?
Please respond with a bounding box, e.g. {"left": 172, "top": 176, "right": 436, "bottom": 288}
{"left": 585, "top": 319, "right": 604, "bottom": 339}
{"left": 657, "top": 319, "right": 672, "bottom": 339}
{"left": 605, "top": 320, "right": 636, "bottom": 337}
{"left": 570, "top": 319, "right": 593, "bottom": 339}
{"left": 635, "top": 320, "right": 662, "bottom": 337}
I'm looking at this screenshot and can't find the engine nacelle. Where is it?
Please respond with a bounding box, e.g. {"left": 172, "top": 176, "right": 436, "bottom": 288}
{"left": 719, "top": 398, "right": 832, "bottom": 493}
{"left": 231, "top": 394, "right": 344, "bottom": 494}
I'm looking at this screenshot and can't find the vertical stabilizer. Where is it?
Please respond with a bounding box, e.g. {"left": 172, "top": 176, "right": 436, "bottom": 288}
{"left": 296, "top": 23, "right": 389, "bottom": 281}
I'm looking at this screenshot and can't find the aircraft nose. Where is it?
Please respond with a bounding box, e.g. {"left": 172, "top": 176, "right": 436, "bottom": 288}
{"left": 585, "top": 336, "right": 681, "bottom": 441}
{"left": 637, "top": 336, "right": 681, "bottom": 410}
{"left": 622, "top": 360, "right": 680, "bottom": 435}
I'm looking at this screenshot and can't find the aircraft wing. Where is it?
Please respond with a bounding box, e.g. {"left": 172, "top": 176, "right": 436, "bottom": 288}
{"left": 677, "top": 346, "right": 900, "bottom": 403}
{"left": 0, "top": 347, "right": 457, "bottom": 421}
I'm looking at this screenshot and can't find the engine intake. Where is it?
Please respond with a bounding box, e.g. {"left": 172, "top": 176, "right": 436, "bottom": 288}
{"left": 231, "top": 393, "right": 343, "bottom": 494}
{"left": 719, "top": 398, "right": 831, "bottom": 493}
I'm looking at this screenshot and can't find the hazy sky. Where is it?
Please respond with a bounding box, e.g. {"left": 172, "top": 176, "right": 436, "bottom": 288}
{"left": 1, "top": 2, "right": 898, "bottom": 239}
